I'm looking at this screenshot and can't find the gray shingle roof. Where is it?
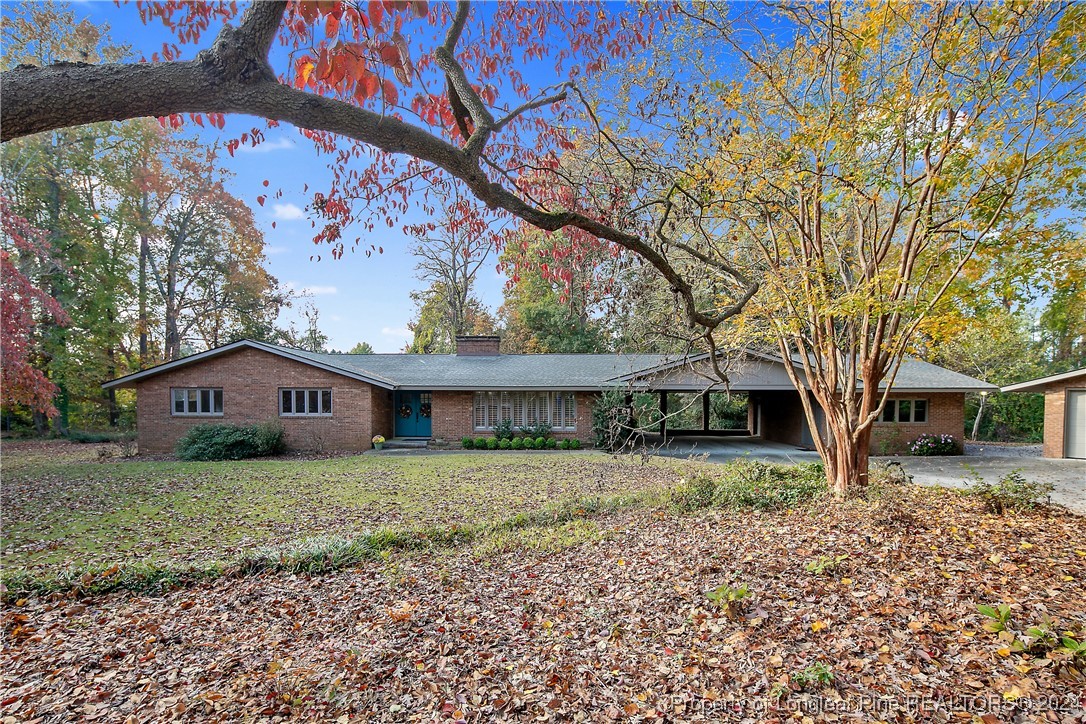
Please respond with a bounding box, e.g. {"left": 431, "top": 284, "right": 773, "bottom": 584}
{"left": 885, "top": 358, "right": 997, "bottom": 392}
{"left": 103, "top": 339, "right": 996, "bottom": 392}
{"left": 268, "top": 344, "right": 671, "bottom": 390}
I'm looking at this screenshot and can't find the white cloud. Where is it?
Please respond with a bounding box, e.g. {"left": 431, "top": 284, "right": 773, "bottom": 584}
{"left": 300, "top": 285, "right": 338, "bottom": 296}
{"left": 264, "top": 245, "right": 288, "bottom": 255}
{"left": 237, "top": 136, "right": 296, "bottom": 153}
{"left": 272, "top": 203, "right": 305, "bottom": 221}
{"left": 381, "top": 326, "right": 413, "bottom": 339}
{"left": 285, "top": 282, "right": 338, "bottom": 296}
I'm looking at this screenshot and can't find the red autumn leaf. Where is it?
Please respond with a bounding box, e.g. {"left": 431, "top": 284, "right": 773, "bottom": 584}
{"left": 367, "top": 0, "right": 383, "bottom": 27}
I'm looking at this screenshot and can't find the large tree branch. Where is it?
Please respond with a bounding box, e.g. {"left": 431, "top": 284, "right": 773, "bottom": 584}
{"left": 1, "top": 0, "right": 751, "bottom": 339}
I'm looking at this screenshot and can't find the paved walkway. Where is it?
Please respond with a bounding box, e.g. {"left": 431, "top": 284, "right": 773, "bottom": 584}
{"left": 645, "top": 435, "right": 1084, "bottom": 514}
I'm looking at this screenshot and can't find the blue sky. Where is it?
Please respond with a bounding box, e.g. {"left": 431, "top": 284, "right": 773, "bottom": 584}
{"left": 68, "top": 0, "right": 510, "bottom": 352}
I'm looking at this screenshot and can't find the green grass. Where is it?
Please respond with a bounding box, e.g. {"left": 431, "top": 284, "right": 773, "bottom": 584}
{"left": 1, "top": 442, "right": 680, "bottom": 576}
{"left": 1, "top": 442, "right": 836, "bottom": 602}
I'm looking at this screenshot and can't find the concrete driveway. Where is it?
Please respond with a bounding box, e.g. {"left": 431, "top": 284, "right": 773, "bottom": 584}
{"left": 642, "top": 434, "right": 822, "bottom": 464}
{"left": 644, "top": 435, "right": 1084, "bottom": 514}
{"left": 888, "top": 452, "right": 1085, "bottom": 514}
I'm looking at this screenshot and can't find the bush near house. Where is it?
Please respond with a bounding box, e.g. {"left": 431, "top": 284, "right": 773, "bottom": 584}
{"left": 908, "top": 433, "right": 962, "bottom": 456}
{"left": 176, "top": 421, "right": 285, "bottom": 461}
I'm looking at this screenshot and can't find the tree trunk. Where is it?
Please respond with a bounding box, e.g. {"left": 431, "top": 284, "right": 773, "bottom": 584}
{"left": 164, "top": 310, "right": 180, "bottom": 361}
{"left": 971, "top": 393, "right": 987, "bottom": 441}
{"left": 138, "top": 200, "right": 150, "bottom": 367}
{"left": 821, "top": 417, "right": 872, "bottom": 496}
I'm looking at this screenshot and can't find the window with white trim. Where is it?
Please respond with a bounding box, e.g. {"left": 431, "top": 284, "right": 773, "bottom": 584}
{"left": 880, "top": 398, "right": 927, "bottom": 423}
{"left": 171, "top": 388, "right": 223, "bottom": 416}
{"left": 280, "top": 388, "right": 332, "bottom": 416}
{"left": 472, "top": 391, "right": 577, "bottom": 431}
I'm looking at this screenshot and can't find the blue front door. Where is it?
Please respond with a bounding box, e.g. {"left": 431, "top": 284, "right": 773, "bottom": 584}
{"left": 394, "top": 391, "right": 432, "bottom": 437}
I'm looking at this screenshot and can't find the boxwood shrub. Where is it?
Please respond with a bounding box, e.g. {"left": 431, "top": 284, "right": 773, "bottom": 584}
{"left": 461, "top": 436, "right": 474, "bottom": 449}
{"left": 176, "top": 421, "right": 285, "bottom": 461}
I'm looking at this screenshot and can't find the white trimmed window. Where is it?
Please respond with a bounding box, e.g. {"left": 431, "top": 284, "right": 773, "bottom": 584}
{"left": 280, "top": 388, "right": 333, "bottom": 416}
{"left": 172, "top": 388, "right": 223, "bottom": 416}
{"left": 880, "top": 398, "right": 928, "bottom": 423}
{"left": 472, "top": 391, "right": 577, "bottom": 431}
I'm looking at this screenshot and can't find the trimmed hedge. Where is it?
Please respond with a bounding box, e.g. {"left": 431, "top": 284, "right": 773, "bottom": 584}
{"left": 176, "top": 421, "right": 285, "bottom": 461}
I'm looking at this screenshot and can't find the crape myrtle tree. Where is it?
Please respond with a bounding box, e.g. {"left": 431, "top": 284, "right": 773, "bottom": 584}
{"left": 3, "top": 1, "right": 1083, "bottom": 492}
{"left": 592, "top": 3, "right": 1086, "bottom": 492}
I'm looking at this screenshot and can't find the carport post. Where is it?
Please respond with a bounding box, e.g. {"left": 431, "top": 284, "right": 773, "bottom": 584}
{"left": 702, "top": 392, "right": 710, "bottom": 432}
{"left": 659, "top": 391, "right": 667, "bottom": 440}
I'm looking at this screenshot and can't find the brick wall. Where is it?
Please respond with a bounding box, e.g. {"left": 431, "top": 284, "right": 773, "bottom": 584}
{"left": 454, "top": 336, "right": 501, "bottom": 356}
{"left": 370, "top": 386, "right": 394, "bottom": 442}
{"left": 753, "top": 390, "right": 964, "bottom": 454}
{"left": 430, "top": 390, "right": 598, "bottom": 445}
{"left": 1042, "top": 373, "right": 1086, "bottom": 458}
{"left": 869, "top": 392, "right": 964, "bottom": 455}
{"left": 133, "top": 348, "right": 382, "bottom": 453}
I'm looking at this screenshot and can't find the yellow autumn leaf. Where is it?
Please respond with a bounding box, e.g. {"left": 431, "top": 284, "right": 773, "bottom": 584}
{"left": 811, "top": 620, "right": 828, "bottom": 633}
{"left": 299, "top": 61, "right": 315, "bottom": 85}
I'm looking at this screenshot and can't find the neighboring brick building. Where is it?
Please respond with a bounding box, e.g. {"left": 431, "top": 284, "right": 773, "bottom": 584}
{"left": 1002, "top": 368, "right": 1086, "bottom": 459}
{"left": 103, "top": 337, "right": 994, "bottom": 455}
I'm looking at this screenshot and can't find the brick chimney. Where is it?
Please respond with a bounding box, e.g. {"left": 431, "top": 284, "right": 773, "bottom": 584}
{"left": 455, "top": 335, "right": 501, "bottom": 356}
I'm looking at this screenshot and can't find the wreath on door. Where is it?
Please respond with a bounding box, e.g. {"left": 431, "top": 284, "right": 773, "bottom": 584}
{"left": 398, "top": 404, "right": 413, "bottom": 419}
{"left": 419, "top": 402, "right": 432, "bottom": 418}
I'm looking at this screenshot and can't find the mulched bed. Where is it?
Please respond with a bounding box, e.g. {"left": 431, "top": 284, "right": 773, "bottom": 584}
{"left": 2, "top": 490, "right": 1083, "bottom": 722}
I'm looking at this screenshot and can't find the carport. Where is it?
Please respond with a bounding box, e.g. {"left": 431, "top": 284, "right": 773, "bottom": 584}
{"left": 616, "top": 351, "right": 825, "bottom": 450}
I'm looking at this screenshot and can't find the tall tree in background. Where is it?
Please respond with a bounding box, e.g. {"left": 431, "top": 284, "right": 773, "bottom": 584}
{"left": 348, "top": 341, "right": 374, "bottom": 354}
{"left": 1, "top": 4, "right": 289, "bottom": 428}
{"left": 405, "top": 188, "right": 497, "bottom": 353}
{"left": 0, "top": 200, "right": 69, "bottom": 416}
{"left": 1, "top": 1, "right": 131, "bottom": 431}
{"left": 406, "top": 282, "right": 496, "bottom": 353}
{"left": 930, "top": 311, "right": 1041, "bottom": 441}
{"left": 498, "top": 227, "right": 612, "bottom": 353}
{"left": 139, "top": 142, "right": 282, "bottom": 360}
{"left": 287, "top": 300, "right": 330, "bottom": 354}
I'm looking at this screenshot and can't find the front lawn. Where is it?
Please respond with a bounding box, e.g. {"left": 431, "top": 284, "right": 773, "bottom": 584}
{"left": 1, "top": 459, "right": 1083, "bottom": 721}
{"left": 1, "top": 441, "right": 679, "bottom": 575}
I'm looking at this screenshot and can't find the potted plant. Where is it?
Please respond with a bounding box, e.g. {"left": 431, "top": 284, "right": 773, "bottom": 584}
{"left": 372, "top": 434, "right": 385, "bottom": 451}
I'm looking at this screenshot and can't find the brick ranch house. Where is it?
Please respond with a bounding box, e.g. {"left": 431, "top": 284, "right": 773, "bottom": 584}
{"left": 102, "top": 336, "right": 996, "bottom": 454}
{"left": 1001, "top": 367, "right": 1086, "bottom": 459}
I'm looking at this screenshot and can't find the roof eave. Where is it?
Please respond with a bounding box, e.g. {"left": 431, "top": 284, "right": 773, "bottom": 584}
{"left": 1001, "top": 367, "right": 1086, "bottom": 393}
{"left": 101, "top": 340, "right": 398, "bottom": 390}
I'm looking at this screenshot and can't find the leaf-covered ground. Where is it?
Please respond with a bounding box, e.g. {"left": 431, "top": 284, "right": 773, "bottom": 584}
{"left": 2, "top": 469, "right": 1084, "bottom": 722}
{"left": 1, "top": 441, "right": 678, "bottom": 575}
